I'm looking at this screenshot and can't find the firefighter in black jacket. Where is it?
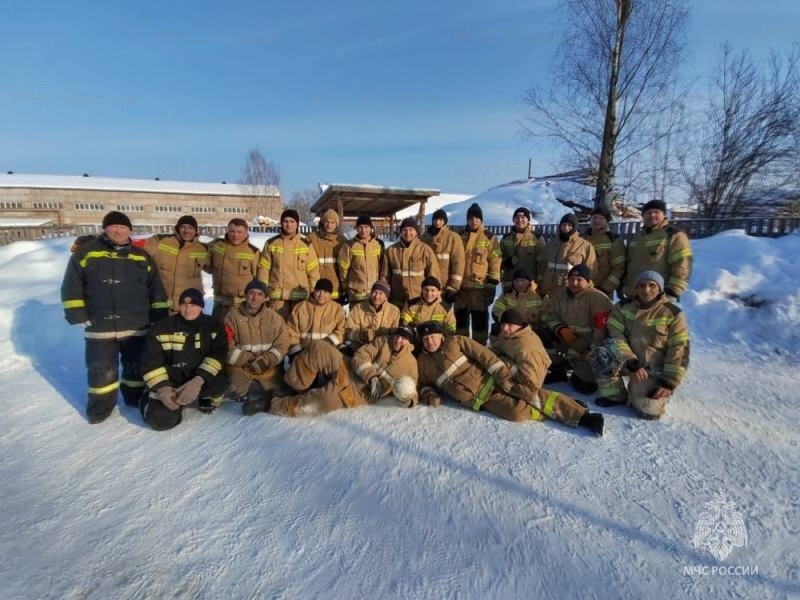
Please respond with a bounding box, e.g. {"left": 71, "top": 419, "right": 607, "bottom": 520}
{"left": 61, "top": 211, "right": 169, "bottom": 424}
{"left": 140, "top": 288, "right": 228, "bottom": 430}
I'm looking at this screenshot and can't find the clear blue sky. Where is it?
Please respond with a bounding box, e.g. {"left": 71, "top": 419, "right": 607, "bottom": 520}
{"left": 2, "top": 1, "right": 798, "bottom": 197}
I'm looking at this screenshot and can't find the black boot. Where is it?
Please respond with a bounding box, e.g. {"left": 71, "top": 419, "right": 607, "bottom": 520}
{"left": 197, "top": 397, "right": 217, "bottom": 414}
{"left": 570, "top": 372, "right": 598, "bottom": 395}
{"left": 578, "top": 412, "right": 604, "bottom": 437}
{"left": 544, "top": 363, "right": 568, "bottom": 384}
{"left": 595, "top": 397, "right": 626, "bottom": 407}
{"left": 241, "top": 391, "right": 275, "bottom": 416}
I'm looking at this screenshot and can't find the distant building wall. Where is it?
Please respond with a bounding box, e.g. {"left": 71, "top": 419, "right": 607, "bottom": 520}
{"left": 0, "top": 186, "right": 282, "bottom": 227}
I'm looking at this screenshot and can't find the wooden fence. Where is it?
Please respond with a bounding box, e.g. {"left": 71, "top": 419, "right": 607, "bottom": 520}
{"left": 1, "top": 217, "right": 799, "bottom": 247}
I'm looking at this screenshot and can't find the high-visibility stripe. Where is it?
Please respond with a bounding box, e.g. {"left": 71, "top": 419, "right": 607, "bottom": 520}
{"left": 436, "top": 355, "right": 467, "bottom": 387}
{"left": 487, "top": 360, "right": 505, "bottom": 374}
{"left": 157, "top": 242, "right": 179, "bottom": 255}
{"left": 668, "top": 248, "right": 692, "bottom": 263}
{"left": 268, "top": 347, "right": 283, "bottom": 361}
{"left": 318, "top": 257, "right": 336, "bottom": 264}
{"left": 646, "top": 317, "right": 672, "bottom": 327}
{"left": 151, "top": 301, "right": 170, "bottom": 309}
{"left": 668, "top": 332, "right": 689, "bottom": 345}
{"left": 227, "top": 348, "right": 242, "bottom": 365}
{"left": 143, "top": 366, "right": 169, "bottom": 387}
{"left": 63, "top": 299, "right": 86, "bottom": 309}
{"left": 120, "top": 378, "right": 144, "bottom": 388}
{"left": 328, "top": 334, "right": 341, "bottom": 346}
{"left": 235, "top": 252, "right": 255, "bottom": 260}
{"left": 85, "top": 329, "right": 147, "bottom": 339}
{"left": 200, "top": 357, "right": 222, "bottom": 375}
{"left": 189, "top": 252, "right": 208, "bottom": 259}
{"left": 471, "top": 377, "right": 495, "bottom": 411}
{"left": 436, "top": 253, "right": 450, "bottom": 259}
{"left": 392, "top": 269, "right": 425, "bottom": 277}
{"left": 88, "top": 381, "right": 120, "bottom": 395}
{"left": 356, "top": 362, "right": 374, "bottom": 376}
{"left": 530, "top": 407, "right": 544, "bottom": 420}
{"left": 80, "top": 250, "right": 149, "bottom": 269}
{"left": 156, "top": 334, "right": 187, "bottom": 344}
{"left": 542, "top": 390, "right": 558, "bottom": 417}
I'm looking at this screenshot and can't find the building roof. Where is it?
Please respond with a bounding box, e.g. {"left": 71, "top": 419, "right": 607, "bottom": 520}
{"left": 310, "top": 183, "right": 439, "bottom": 217}
{"left": 0, "top": 173, "right": 279, "bottom": 197}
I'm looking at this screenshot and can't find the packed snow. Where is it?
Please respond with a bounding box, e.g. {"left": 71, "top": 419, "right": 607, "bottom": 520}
{"left": 0, "top": 214, "right": 798, "bottom": 598}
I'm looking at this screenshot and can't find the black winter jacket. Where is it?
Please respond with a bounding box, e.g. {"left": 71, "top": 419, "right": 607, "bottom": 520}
{"left": 61, "top": 234, "right": 168, "bottom": 339}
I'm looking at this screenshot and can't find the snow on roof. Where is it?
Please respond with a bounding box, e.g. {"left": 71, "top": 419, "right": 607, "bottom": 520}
{"left": 0, "top": 217, "right": 55, "bottom": 227}
{"left": 0, "top": 173, "right": 278, "bottom": 197}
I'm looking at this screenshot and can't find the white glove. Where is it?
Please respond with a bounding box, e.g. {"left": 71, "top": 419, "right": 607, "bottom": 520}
{"left": 175, "top": 376, "right": 204, "bottom": 406}
{"left": 78, "top": 321, "right": 91, "bottom": 329}
{"left": 369, "top": 377, "right": 382, "bottom": 403}
{"left": 156, "top": 386, "right": 180, "bottom": 411}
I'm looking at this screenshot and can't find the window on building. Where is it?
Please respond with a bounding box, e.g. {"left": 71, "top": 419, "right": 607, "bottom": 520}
{"left": 0, "top": 201, "right": 23, "bottom": 209}
{"left": 223, "top": 207, "right": 248, "bottom": 214}
{"left": 116, "top": 204, "right": 144, "bottom": 212}
{"left": 32, "top": 202, "right": 64, "bottom": 209}
{"left": 74, "top": 203, "right": 105, "bottom": 211}
{"left": 154, "top": 205, "right": 183, "bottom": 213}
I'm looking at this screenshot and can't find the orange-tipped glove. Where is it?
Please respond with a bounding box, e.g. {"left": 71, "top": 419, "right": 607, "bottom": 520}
{"left": 555, "top": 325, "right": 579, "bottom": 345}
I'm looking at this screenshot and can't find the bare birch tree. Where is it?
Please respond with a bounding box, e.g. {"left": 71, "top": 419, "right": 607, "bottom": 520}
{"left": 286, "top": 188, "right": 318, "bottom": 225}
{"left": 239, "top": 149, "right": 281, "bottom": 218}
{"left": 680, "top": 44, "right": 800, "bottom": 218}
{"left": 521, "top": 0, "right": 689, "bottom": 210}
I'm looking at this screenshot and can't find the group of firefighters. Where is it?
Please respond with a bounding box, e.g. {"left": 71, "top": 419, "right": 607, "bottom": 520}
{"left": 61, "top": 198, "right": 692, "bottom": 435}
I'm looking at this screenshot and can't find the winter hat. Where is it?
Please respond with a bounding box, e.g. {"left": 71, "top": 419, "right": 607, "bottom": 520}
{"left": 432, "top": 209, "right": 448, "bottom": 224}
{"left": 499, "top": 309, "right": 526, "bottom": 327}
{"left": 245, "top": 280, "right": 268, "bottom": 295}
{"left": 175, "top": 215, "right": 199, "bottom": 233}
{"left": 567, "top": 264, "right": 592, "bottom": 281}
{"left": 280, "top": 209, "right": 300, "bottom": 223}
{"left": 178, "top": 288, "right": 205, "bottom": 308}
{"left": 102, "top": 211, "right": 132, "bottom": 230}
{"left": 371, "top": 280, "right": 391, "bottom": 297}
{"left": 417, "top": 320, "right": 443, "bottom": 338}
{"left": 513, "top": 207, "right": 531, "bottom": 220}
{"left": 466, "top": 203, "right": 483, "bottom": 221}
{"left": 636, "top": 270, "right": 665, "bottom": 291}
{"left": 394, "top": 324, "right": 417, "bottom": 343}
{"left": 320, "top": 209, "right": 340, "bottom": 227}
{"left": 314, "top": 278, "right": 334, "bottom": 294}
{"left": 591, "top": 205, "right": 611, "bottom": 222}
{"left": 421, "top": 276, "right": 441, "bottom": 290}
{"left": 560, "top": 213, "right": 579, "bottom": 229}
{"left": 641, "top": 199, "right": 667, "bottom": 214}
{"left": 356, "top": 214, "right": 373, "bottom": 227}
{"left": 512, "top": 267, "right": 532, "bottom": 282}
{"left": 400, "top": 217, "right": 418, "bottom": 231}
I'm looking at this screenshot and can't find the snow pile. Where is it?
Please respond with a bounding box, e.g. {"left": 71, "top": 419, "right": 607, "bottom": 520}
{"left": 432, "top": 179, "right": 593, "bottom": 226}
{"left": 684, "top": 229, "right": 800, "bottom": 358}
{"left": 0, "top": 232, "right": 798, "bottom": 599}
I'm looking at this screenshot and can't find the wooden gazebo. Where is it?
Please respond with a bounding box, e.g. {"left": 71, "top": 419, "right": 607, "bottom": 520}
{"left": 310, "top": 184, "right": 439, "bottom": 232}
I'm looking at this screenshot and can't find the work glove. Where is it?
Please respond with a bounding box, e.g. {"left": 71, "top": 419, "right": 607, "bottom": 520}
{"left": 245, "top": 355, "right": 272, "bottom": 376}
{"left": 420, "top": 388, "right": 442, "bottom": 407}
{"left": 156, "top": 386, "right": 180, "bottom": 411}
{"left": 555, "top": 325, "right": 578, "bottom": 345}
{"left": 490, "top": 322, "right": 501, "bottom": 337}
{"left": 368, "top": 377, "right": 382, "bottom": 403}
{"left": 360, "top": 329, "right": 375, "bottom": 345}
{"left": 495, "top": 375, "right": 514, "bottom": 394}
{"left": 78, "top": 321, "right": 92, "bottom": 329}
{"left": 648, "top": 386, "right": 673, "bottom": 400}
{"left": 443, "top": 289, "right": 458, "bottom": 305}
{"left": 175, "top": 376, "right": 204, "bottom": 406}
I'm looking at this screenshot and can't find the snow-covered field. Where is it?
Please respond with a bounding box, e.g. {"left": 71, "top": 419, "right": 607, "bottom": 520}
{"left": 1, "top": 221, "right": 798, "bottom": 598}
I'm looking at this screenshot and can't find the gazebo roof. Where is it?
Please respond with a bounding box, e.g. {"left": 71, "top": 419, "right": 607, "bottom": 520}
{"left": 311, "top": 184, "right": 439, "bottom": 217}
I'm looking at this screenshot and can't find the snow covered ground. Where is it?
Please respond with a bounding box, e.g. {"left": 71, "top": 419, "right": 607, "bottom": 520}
{"left": 1, "top": 226, "right": 798, "bottom": 599}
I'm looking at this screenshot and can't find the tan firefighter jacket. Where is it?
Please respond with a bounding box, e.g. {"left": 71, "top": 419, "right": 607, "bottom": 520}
{"left": 257, "top": 232, "right": 320, "bottom": 302}
{"left": 287, "top": 298, "right": 346, "bottom": 354}
{"left": 381, "top": 237, "right": 441, "bottom": 305}
{"left": 223, "top": 303, "right": 291, "bottom": 380}
{"left": 143, "top": 232, "right": 209, "bottom": 312}
{"left": 537, "top": 232, "right": 596, "bottom": 297}
{"left": 460, "top": 225, "right": 502, "bottom": 290}
{"left": 582, "top": 229, "right": 626, "bottom": 294}
{"left": 417, "top": 335, "right": 511, "bottom": 408}
{"left": 338, "top": 235, "right": 384, "bottom": 302}
{"left": 401, "top": 297, "right": 456, "bottom": 333}
{"left": 345, "top": 300, "right": 401, "bottom": 348}
{"left": 206, "top": 236, "right": 261, "bottom": 307}
{"left": 607, "top": 295, "right": 690, "bottom": 389}
{"left": 308, "top": 210, "right": 347, "bottom": 300}
{"left": 621, "top": 220, "right": 692, "bottom": 299}
{"left": 491, "top": 286, "right": 543, "bottom": 326}
{"left": 351, "top": 336, "right": 419, "bottom": 397}
{"left": 422, "top": 225, "right": 465, "bottom": 293}
{"left": 284, "top": 340, "right": 369, "bottom": 408}
{"left": 491, "top": 325, "right": 551, "bottom": 392}
{"left": 500, "top": 225, "right": 542, "bottom": 288}
{"left": 543, "top": 283, "right": 613, "bottom": 357}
